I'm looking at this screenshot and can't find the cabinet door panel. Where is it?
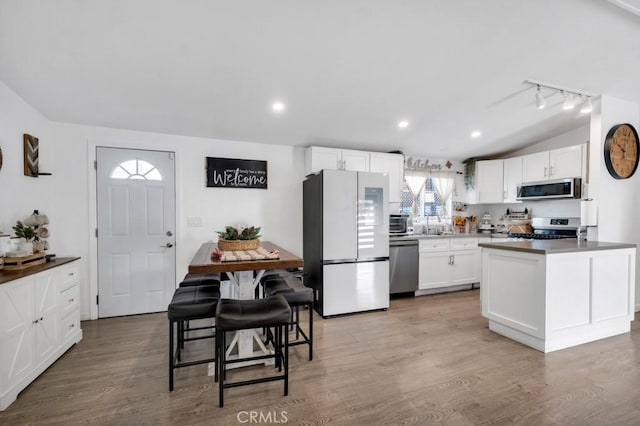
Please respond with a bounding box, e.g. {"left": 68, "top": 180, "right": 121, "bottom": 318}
{"left": 450, "top": 250, "right": 479, "bottom": 285}
{"left": 34, "top": 272, "right": 58, "bottom": 363}
{"left": 419, "top": 252, "right": 451, "bottom": 289}
{"left": 522, "top": 152, "right": 549, "bottom": 183}
{"left": 549, "top": 145, "right": 582, "bottom": 179}
{"left": 503, "top": 157, "right": 523, "bottom": 203}
{"left": 0, "top": 278, "right": 35, "bottom": 391}
{"left": 369, "top": 153, "right": 404, "bottom": 203}
{"left": 476, "top": 160, "right": 504, "bottom": 203}
{"left": 307, "top": 147, "right": 341, "bottom": 173}
{"left": 342, "top": 149, "right": 369, "bottom": 172}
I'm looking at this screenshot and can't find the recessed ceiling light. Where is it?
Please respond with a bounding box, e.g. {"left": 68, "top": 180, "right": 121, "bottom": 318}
{"left": 398, "top": 120, "right": 409, "bottom": 129}
{"left": 471, "top": 131, "right": 482, "bottom": 139}
{"left": 272, "top": 101, "right": 285, "bottom": 112}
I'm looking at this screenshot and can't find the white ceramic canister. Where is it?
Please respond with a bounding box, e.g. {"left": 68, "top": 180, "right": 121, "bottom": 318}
{"left": 0, "top": 234, "right": 11, "bottom": 256}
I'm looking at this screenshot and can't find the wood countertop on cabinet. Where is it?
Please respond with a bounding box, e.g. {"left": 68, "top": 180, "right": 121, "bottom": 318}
{"left": 0, "top": 257, "right": 81, "bottom": 285}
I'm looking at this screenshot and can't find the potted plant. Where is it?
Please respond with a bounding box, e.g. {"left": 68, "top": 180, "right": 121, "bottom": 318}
{"left": 12, "top": 221, "right": 38, "bottom": 254}
{"left": 217, "top": 225, "right": 261, "bottom": 251}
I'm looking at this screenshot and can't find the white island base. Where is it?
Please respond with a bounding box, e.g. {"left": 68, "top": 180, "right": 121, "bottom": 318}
{"left": 480, "top": 242, "right": 636, "bottom": 353}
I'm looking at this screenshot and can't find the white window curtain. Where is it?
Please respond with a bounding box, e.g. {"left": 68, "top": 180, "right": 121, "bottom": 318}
{"left": 430, "top": 170, "right": 455, "bottom": 217}
{"left": 404, "top": 169, "right": 427, "bottom": 217}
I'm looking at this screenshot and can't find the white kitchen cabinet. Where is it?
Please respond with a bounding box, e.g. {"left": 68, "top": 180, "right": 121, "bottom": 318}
{"left": 0, "top": 260, "right": 82, "bottom": 411}
{"left": 418, "top": 238, "right": 479, "bottom": 290}
{"left": 481, "top": 245, "right": 635, "bottom": 352}
{"left": 502, "top": 156, "right": 523, "bottom": 203}
{"left": 306, "top": 147, "right": 404, "bottom": 203}
{"left": 549, "top": 145, "right": 583, "bottom": 180}
{"left": 369, "top": 152, "right": 404, "bottom": 203}
{"left": 475, "top": 160, "right": 504, "bottom": 204}
{"left": 522, "top": 145, "right": 582, "bottom": 183}
{"left": 305, "top": 146, "right": 369, "bottom": 174}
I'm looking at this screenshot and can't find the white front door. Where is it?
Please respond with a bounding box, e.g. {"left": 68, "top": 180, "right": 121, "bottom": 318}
{"left": 96, "top": 147, "right": 176, "bottom": 318}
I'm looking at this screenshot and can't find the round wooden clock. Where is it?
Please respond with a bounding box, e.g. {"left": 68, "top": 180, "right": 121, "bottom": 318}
{"left": 604, "top": 123, "right": 640, "bottom": 179}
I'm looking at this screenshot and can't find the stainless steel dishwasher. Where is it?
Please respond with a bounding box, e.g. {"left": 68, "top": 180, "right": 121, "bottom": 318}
{"left": 389, "top": 239, "right": 419, "bottom": 294}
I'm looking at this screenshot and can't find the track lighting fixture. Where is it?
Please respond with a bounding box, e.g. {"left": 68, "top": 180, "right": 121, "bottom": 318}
{"left": 524, "top": 79, "right": 594, "bottom": 114}
{"left": 535, "top": 85, "right": 546, "bottom": 109}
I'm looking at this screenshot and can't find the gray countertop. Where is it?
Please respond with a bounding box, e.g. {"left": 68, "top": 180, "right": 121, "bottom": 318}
{"left": 390, "top": 233, "right": 505, "bottom": 242}
{"left": 478, "top": 239, "right": 636, "bottom": 254}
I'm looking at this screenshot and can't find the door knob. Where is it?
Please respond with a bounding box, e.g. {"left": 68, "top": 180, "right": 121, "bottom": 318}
{"left": 166, "top": 231, "right": 173, "bottom": 236}
{"left": 163, "top": 243, "right": 174, "bottom": 248}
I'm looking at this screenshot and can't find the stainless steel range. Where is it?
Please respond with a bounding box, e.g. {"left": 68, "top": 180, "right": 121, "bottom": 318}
{"left": 508, "top": 217, "right": 579, "bottom": 240}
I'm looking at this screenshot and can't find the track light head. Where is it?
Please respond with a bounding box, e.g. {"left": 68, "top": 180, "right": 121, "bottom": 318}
{"left": 535, "top": 85, "right": 546, "bottom": 109}
{"left": 562, "top": 91, "right": 575, "bottom": 110}
{"left": 580, "top": 96, "right": 592, "bottom": 114}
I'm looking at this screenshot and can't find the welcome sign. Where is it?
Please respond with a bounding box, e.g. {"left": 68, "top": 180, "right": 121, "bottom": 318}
{"left": 206, "top": 157, "right": 268, "bottom": 189}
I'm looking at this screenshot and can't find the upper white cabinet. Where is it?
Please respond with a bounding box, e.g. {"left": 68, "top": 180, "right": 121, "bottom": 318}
{"left": 305, "top": 146, "right": 369, "bottom": 174}
{"left": 369, "top": 152, "right": 404, "bottom": 203}
{"left": 475, "top": 159, "right": 504, "bottom": 204}
{"left": 522, "top": 145, "right": 583, "bottom": 183}
{"left": 306, "top": 146, "right": 404, "bottom": 203}
{"left": 503, "top": 156, "right": 523, "bottom": 203}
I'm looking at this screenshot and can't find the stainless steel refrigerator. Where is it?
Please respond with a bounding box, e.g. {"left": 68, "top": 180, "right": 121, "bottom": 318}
{"left": 303, "top": 169, "right": 389, "bottom": 317}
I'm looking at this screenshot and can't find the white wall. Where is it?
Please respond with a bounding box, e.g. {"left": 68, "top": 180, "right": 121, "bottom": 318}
{"left": 0, "top": 81, "right": 54, "bottom": 236}
{"left": 586, "top": 95, "right": 640, "bottom": 309}
{"left": 49, "top": 123, "right": 306, "bottom": 319}
{"left": 1, "top": 78, "right": 305, "bottom": 320}
{"left": 507, "top": 125, "right": 590, "bottom": 157}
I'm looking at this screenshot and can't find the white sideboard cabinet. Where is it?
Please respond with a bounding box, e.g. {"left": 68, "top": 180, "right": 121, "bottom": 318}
{"left": 0, "top": 259, "right": 82, "bottom": 411}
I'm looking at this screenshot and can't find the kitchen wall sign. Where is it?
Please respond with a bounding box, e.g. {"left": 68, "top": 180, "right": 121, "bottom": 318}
{"left": 604, "top": 123, "right": 639, "bottom": 180}
{"left": 23, "top": 134, "right": 39, "bottom": 177}
{"left": 206, "top": 157, "right": 268, "bottom": 189}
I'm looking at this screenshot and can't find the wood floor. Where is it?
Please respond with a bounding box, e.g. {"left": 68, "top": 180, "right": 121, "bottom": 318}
{"left": 2, "top": 289, "right": 640, "bottom": 425}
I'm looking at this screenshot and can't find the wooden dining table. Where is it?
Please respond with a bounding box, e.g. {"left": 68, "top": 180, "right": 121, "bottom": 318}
{"left": 188, "top": 241, "right": 303, "bottom": 370}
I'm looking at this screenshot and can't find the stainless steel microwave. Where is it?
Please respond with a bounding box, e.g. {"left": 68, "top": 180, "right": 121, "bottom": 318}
{"left": 516, "top": 178, "right": 581, "bottom": 201}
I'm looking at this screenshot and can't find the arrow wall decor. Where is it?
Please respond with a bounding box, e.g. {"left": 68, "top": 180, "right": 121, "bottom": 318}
{"left": 23, "top": 134, "right": 39, "bottom": 177}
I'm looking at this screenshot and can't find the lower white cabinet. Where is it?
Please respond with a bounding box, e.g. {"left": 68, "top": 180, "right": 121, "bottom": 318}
{"left": 0, "top": 260, "right": 82, "bottom": 411}
{"left": 418, "top": 238, "right": 479, "bottom": 290}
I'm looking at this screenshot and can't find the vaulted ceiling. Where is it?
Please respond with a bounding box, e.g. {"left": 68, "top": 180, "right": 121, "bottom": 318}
{"left": 1, "top": 0, "right": 639, "bottom": 160}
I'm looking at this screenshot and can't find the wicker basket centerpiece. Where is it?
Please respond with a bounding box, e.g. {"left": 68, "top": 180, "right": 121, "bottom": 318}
{"left": 217, "top": 225, "right": 261, "bottom": 251}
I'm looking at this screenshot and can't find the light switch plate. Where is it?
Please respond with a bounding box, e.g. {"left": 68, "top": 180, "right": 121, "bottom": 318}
{"left": 187, "top": 217, "right": 202, "bottom": 227}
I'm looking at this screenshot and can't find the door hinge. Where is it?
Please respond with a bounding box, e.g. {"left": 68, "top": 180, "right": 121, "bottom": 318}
{"left": 95, "top": 228, "right": 98, "bottom": 238}
{"left": 96, "top": 295, "right": 99, "bottom": 305}
{"left": 94, "top": 160, "right": 97, "bottom": 170}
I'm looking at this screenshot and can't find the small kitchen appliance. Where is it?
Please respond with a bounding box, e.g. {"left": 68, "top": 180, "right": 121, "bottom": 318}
{"left": 508, "top": 217, "right": 579, "bottom": 240}
{"left": 478, "top": 213, "right": 495, "bottom": 234}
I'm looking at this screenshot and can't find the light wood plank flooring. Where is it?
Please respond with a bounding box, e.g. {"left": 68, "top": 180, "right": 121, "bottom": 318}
{"left": 2, "top": 289, "right": 640, "bottom": 425}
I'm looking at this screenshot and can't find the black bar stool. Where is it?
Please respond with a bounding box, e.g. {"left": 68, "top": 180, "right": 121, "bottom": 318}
{"left": 262, "top": 276, "right": 314, "bottom": 361}
{"left": 167, "top": 285, "right": 219, "bottom": 391}
{"left": 215, "top": 295, "right": 291, "bottom": 407}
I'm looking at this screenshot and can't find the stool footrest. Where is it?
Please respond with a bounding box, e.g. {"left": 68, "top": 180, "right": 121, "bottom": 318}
{"left": 223, "top": 374, "right": 286, "bottom": 389}
{"left": 174, "top": 357, "right": 216, "bottom": 369}
{"left": 224, "top": 353, "right": 279, "bottom": 364}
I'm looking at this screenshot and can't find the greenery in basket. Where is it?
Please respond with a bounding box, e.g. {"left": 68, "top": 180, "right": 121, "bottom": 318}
{"left": 12, "top": 221, "right": 37, "bottom": 242}
{"left": 217, "top": 226, "right": 261, "bottom": 241}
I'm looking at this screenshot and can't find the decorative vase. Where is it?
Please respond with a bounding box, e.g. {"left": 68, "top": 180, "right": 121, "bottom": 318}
{"left": 217, "top": 238, "right": 260, "bottom": 251}
{"left": 32, "top": 240, "right": 45, "bottom": 253}
{"left": 18, "top": 241, "right": 33, "bottom": 255}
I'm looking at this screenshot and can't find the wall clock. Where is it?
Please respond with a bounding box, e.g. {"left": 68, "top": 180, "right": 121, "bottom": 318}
{"left": 604, "top": 123, "right": 639, "bottom": 179}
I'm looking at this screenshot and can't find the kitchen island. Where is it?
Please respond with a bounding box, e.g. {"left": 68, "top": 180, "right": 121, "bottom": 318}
{"left": 479, "top": 239, "right": 636, "bottom": 352}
